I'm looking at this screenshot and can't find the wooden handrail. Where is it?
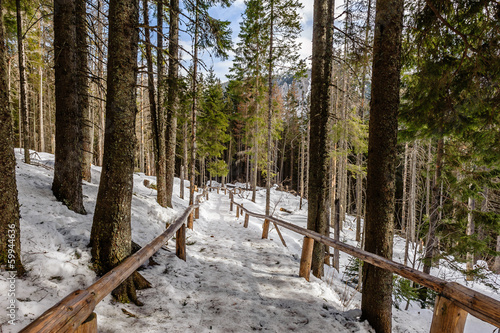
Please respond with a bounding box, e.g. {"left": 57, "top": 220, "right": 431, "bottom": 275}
{"left": 20, "top": 189, "right": 208, "bottom": 333}
{"left": 228, "top": 190, "right": 500, "bottom": 329}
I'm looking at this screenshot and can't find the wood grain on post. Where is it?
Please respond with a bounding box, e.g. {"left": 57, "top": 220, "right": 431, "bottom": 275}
{"left": 262, "top": 219, "right": 270, "bottom": 239}
{"left": 195, "top": 207, "right": 200, "bottom": 219}
{"left": 230, "top": 193, "right": 233, "bottom": 211}
{"left": 187, "top": 212, "right": 194, "bottom": 229}
{"left": 75, "top": 312, "right": 97, "bottom": 333}
{"left": 176, "top": 224, "right": 186, "bottom": 261}
{"left": 217, "top": 187, "right": 219, "bottom": 194}
{"left": 430, "top": 296, "right": 467, "bottom": 333}
{"left": 244, "top": 214, "right": 249, "bottom": 228}
{"left": 299, "top": 236, "right": 314, "bottom": 281}
{"left": 236, "top": 206, "right": 240, "bottom": 218}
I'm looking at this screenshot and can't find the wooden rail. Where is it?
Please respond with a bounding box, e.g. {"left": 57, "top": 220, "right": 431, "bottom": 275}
{"left": 227, "top": 189, "right": 500, "bottom": 332}
{"left": 20, "top": 189, "right": 208, "bottom": 333}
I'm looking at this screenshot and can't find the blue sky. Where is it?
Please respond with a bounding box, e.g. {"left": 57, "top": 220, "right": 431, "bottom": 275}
{"left": 177, "top": 0, "right": 348, "bottom": 81}
{"left": 178, "top": 0, "right": 316, "bottom": 81}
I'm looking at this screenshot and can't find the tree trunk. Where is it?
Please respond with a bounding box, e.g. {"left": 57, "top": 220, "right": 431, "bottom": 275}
{"left": 78, "top": 0, "right": 92, "bottom": 182}
{"left": 307, "top": 0, "right": 334, "bottom": 278}
{"left": 355, "top": 0, "right": 371, "bottom": 242}
{"left": 165, "top": 0, "right": 179, "bottom": 208}
{"left": 143, "top": 0, "right": 166, "bottom": 207}
{"left": 39, "top": 66, "right": 44, "bottom": 152}
{"left": 265, "top": 0, "right": 274, "bottom": 216}
{"left": 16, "top": 0, "right": 30, "bottom": 164}
{"left": 0, "top": 1, "right": 25, "bottom": 275}
{"left": 180, "top": 119, "right": 187, "bottom": 199}
{"left": 466, "top": 197, "right": 475, "bottom": 281}
{"left": 52, "top": 0, "right": 86, "bottom": 214}
{"left": 423, "top": 137, "right": 444, "bottom": 274}
{"left": 90, "top": 0, "right": 145, "bottom": 304}
{"left": 360, "top": 0, "right": 404, "bottom": 332}
{"left": 492, "top": 235, "right": 500, "bottom": 274}
{"left": 188, "top": 0, "right": 200, "bottom": 227}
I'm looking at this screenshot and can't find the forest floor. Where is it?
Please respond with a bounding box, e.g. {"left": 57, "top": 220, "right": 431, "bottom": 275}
{"left": 1, "top": 149, "right": 499, "bottom": 332}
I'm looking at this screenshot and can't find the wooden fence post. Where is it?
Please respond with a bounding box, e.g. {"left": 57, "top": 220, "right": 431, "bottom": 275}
{"left": 176, "top": 224, "right": 186, "bottom": 261}
{"left": 230, "top": 193, "right": 234, "bottom": 211}
{"left": 299, "top": 236, "right": 314, "bottom": 281}
{"left": 195, "top": 206, "right": 200, "bottom": 219}
{"left": 75, "top": 312, "right": 97, "bottom": 333}
{"left": 187, "top": 212, "right": 194, "bottom": 230}
{"left": 217, "top": 187, "right": 220, "bottom": 194}
{"left": 430, "top": 295, "right": 467, "bottom": 333}
{"left": 206, "top": 191, "right": 209, "bottom": 200}
{"left": 244, "top": 214, "right": 249, "bottom": 228}
{"left": 262, "top": 219, "right": 270, "bottom": 239}
{"left": 236, "top": 205, "right": 240, "bottom": 218}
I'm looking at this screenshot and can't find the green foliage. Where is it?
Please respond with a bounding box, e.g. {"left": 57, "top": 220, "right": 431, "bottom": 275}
{"left": 393, "top": 277, "right": 420, "bottom": 310}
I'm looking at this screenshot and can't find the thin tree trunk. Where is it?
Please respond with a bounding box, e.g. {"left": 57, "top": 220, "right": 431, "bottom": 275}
{"left": 402, "top": 142, "right": 409, "bottom": 232}
{"left": 0, "top": 1, "right": 25, "bottom": 274}
{"left": 79, "top": 0, "right": 92, "bottom": 182}
{"left": 16, "top": 0, "right": 30, "bottom": 164}
{"left": 423, "top": 137, "right": 444, "bottom": 274}
{"left": 466, "top": 197, "right": 475, "bottom": 280}
{"left": 39, "top": 66, "right": 44, "bottom": 152}
{"left": 307, "top": 0, "right": 334, "bottom": 278}
{"left": 361, "top": 0, "right": 404, "bottom": 331}
{"left": 493, "top": 235, "right": 500, "bottom": 274}
{"left": 299, "top": 133, "right": 304, "bottom": 209}
{"left": 355, "top": 0, "right": 371, "bottom": 242}
{"left": 165, "top": 0, "right": 179, "bottom": 208}
{"left": 180, "top": 119, "right": 187, "bottom": 199}
{"left": 265, "top": 0, "right": 274, "bottom": 216}
{"left": 188, "top": 0, "right": 200, "bottom": 227}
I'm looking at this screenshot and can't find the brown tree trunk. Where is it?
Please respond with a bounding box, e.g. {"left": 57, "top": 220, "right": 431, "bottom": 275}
{"left": 0, "top": 1, "right": 25, "bottom": 275}
{"left": 423, "top": 137, "right": 444, "bottom": 274}
{"left": 180, "top": 119, "right": 188, "bottom": 199}
{"left": 143, "top": 0, "right": 167, "bottom": 207}
{"left": 188, "top": 0, "right": 200, "bottom": 227}
{"left": 307, "top": 0, "right": 334, "bottom": 278}
{"left": 16, "top": 0, "right": 30, "bottom": 164}
{"left": 165, "top": 0, "right": 179, "bottom": 208}
{"left": 360, "top": 0, "right": 404, "bottom": 332}
{"left": 90, "top": 0, "right": 146, "bottom": 304}
{"left": 265, "top": 0, "right": 274, "bottom": 216}
{"left": 78, "top": 0, "right": 92, "bottom": 182}
{"left": 52, "top": 0, "right": 86, "bottom": 214}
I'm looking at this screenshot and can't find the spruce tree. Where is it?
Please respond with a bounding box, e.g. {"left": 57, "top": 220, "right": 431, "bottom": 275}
{"left": 361, "top": 0, "right": 404, "bottom": 332}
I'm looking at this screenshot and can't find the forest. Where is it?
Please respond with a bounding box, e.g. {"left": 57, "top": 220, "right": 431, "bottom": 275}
{"left": 0, "top": 0, "right": 499, "bottom": 332}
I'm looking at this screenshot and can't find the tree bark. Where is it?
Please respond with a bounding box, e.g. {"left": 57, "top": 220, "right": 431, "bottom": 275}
{"left": 78, "top": 0, "right": 92, "bottom": 182}
{"left": 53, "top": 0, "right": 86, "bottom": 214}
{"left": 16, "top": 0, "right": 30, "bottom": 164}
{"left": 165, "top": 0, "right": 179, "bottom": 208}
{"left": 307, "top": 0, "right": 334, "bottom": 278}
{"left": 0, "top": 1, "right": 25, "bottom": 275}
{"left": 143, "top": 0, "right": 167, "bottom": 207}
{"left": 265, "top": 0, "right": 274, "bottom": 216}
{"left": 465, "top": 197, "right": 475, "bottom": 280}
{"left": 423, "top": 137, "right": 444, "bottom": 274}
{"left": 360, "top": 0, "right": 404, "bottom": 332}
{"left": 188, "top": 0, "right": 200, "bottom": 227}
{"left": 90, "top": 0, "right": 144, "bottom": 304}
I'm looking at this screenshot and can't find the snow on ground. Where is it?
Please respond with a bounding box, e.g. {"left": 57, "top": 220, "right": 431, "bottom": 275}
{"left": 0, "top": 150, "right": 498, "bottom": 332}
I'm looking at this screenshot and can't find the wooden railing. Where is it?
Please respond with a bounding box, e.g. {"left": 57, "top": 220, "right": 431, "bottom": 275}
{"left": 226, "top": 189, "right": 500, "bottom": 333}
{"left": 20, "top": 189, "right": 208, "bottom": 333}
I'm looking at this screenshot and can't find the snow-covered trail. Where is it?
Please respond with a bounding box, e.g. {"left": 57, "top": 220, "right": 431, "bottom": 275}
{"left": 2, "top": 151, "right": 497, "bottom": 333}
{"left": 97, "top": 190, "right": 372, "bottom": 332}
